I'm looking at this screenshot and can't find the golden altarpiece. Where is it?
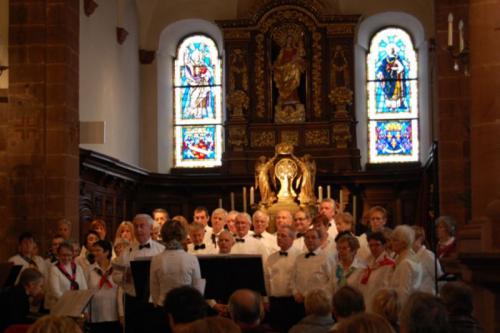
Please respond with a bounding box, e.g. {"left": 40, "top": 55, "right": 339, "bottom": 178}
{"left": 219, "top": 0, "right": 360, "bottom": 176}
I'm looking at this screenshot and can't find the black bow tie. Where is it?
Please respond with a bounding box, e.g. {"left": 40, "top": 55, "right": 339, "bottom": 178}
{"left": 235, "top": 238, "right": 245, "bottom": 243}
{"left": 139, "top": 243, "right": 151, "bottom": 250}
{"left": 211, "top": 234, "right": 217, "bottom": 245}
{"left": 253, "top": 234, "right": 263, "bottom": 239}
{"left": 296, "top": 233, "right": 304, "bottom": 238}
{"left": 305, "top": 252, "right": 316, "bottom": 258}
{"left": 194, "top": 244, "right": 206, "bottom": 250}
{"left": 279, "top": 251, "right": 288, "bottom": 256}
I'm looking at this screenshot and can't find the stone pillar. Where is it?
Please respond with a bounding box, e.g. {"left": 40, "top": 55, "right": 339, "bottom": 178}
{"left": 0, "top": 0, "right": 79, "bottom": 259}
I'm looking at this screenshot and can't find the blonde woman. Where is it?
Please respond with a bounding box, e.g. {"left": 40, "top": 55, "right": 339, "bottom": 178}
{"left": 114, "top": 221, "right": 136, "bottom": 245}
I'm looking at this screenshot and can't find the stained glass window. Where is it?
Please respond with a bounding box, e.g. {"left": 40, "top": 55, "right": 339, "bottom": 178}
{"left": 367, "top": 27, "right": 419, "bottom": 163}
{"left": 174, "top": 35, "right": 222, "bottom": 167}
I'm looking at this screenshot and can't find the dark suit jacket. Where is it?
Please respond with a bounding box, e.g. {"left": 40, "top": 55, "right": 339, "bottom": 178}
{"left": 0, "top": 285, "right": 34, "bottom": 332}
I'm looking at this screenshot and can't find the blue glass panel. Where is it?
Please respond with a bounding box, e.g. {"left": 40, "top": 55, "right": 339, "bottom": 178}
{"left": 374, "top": 120, "right": 413, "bottom": 156}
{"left": 180, "top": 126, "right": 217, "bottom": 161}
{"left": 178, "top": 85, "right": 217, "bottom": 121}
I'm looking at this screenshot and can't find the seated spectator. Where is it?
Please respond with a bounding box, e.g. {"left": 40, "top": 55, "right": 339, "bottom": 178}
{"left": 371, "top": 288, "right": 400, "bottom": 332}
{"left": 440, "top": 281, "right": 485, "bottom": 333}
{"left": 435, "top": 216, "right": 457, "bottom": 259}
{"left": 289, "top": 289, "right": 335, "bottom": 333}
{"left": 332, "top": 286, "right": 365, "bottom": 328}
{"left": 164, "top": 286, "right": 209, "bottom": 333}
{"left": 400, "top": 292, "right": 449, "bottom": 333}
{"left": 27, "top": 315, "right": 82, "bottom": 333}
{"left": 228, "top": 289, "right": 272, "bottom": 333}
{"left": 0, "top": 268, "right": 44, "bottom": 332}
{"left": 412, "top": 226, "right": 443, "bottom": 294}
{"left": 183, "top": 316, "right": 241, "bottom": 333}
{"left": 335, "top": 312, "right": 394, "bottom": 333}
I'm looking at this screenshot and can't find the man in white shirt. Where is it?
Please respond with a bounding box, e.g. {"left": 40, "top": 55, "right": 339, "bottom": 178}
{"left": 274, "top": 209, "right": 294, "bottom": 230}
{"left": 319, "top": 198, "right": 338, "bottom": 240}
{"left": 357, "top": 206, "right": 389, "bottom": 262}
{"left": 292, "top": 209, "right": 311, "bottom": 252}
{"left": 232, "top": 213, "right": 268, "bottom": 259}
{"left": 187, "top": 222, "right": 217, "bottom": 255}
{"left": 152, "top": 208, "right": 169, "bottom": 228}
{"left": 193, "top": 206, "right": 213, "bottom": 244}
{"left": 206, "top": 208, "right": 227, "bottom": 249}
{"left": 252, "top": 210, "right": 279, "bottom": 254}
{"left": 218, "top": 231, "right": 235, "bottom": 254}
{"left": 9, "top": 232, "right": 48, "bottom": 283}
{"left": 265, "top": 226, "right": 303, "bottom": 332}
{"left": 291, "top": 228, "right": 335, "bottom": 305}
{"left": 112, "top": 214, "right": 165, "bottom": 333}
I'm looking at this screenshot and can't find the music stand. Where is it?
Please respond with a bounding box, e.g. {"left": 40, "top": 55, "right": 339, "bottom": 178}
{"left": 198, "top": 255, "right": 266, "bottom": 302}
{"left": 0, "top": 263, "right": 22, "bottom": 289}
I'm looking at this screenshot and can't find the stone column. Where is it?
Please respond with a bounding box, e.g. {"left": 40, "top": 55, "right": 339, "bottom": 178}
{"left": 0, "top": 0, "right": 79, "bottom": 259}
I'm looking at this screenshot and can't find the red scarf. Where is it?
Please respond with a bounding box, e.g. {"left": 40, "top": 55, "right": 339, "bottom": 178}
{"left": 94, "top": 266, "right": 114, "bottom": 289}
{"left": 360, "top": 255, "right": 395, "bottom": 285}
{"left": 56, "top": 261, "right": 79, "bottom": 290}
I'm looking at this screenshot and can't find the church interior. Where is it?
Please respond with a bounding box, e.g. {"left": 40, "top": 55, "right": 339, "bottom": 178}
{"left": 0, "top": 0, "right": 500, "bottom": 331}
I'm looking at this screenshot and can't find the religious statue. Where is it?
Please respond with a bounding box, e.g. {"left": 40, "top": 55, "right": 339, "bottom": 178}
{"left": 255, "top": 156, "right": 277, "bottom": 205}
{"left": 296, "top": 154, "right": 316, "bottom": 206}
{"left": 274, "top": 158, "right": 298, "bottom": 200}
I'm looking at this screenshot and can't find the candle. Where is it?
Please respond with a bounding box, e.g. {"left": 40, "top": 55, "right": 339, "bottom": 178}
{"left": 327, "top": 185, "right": 331, "bottom": 199}
{"left": 250, "top": 186, "right": 255, "bottom": 205}
{"left": 218, "top": 198, "right": 223, "bottom": 208}
{"left": 448, "top": 13, "right": 454, "bottom": 47}
{"left": 458, "top": 20, "right": 464, "bottom": 52}
{"left": 230, "top": 192, "right": 235, "bottom": 211}
{"left": 353, "top": 195, "right": 357, "bottom": 224}
{"left": 318, "top": 186, "right": 323, "bottom": 202}
{"left": 339, "top": 189, "right": 344, "bottom": 211}
{"left": 243, "top": 187, "right": 247, "bottom": 212}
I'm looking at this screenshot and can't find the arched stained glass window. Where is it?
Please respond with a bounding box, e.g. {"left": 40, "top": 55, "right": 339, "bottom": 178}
{"left": 367, "top": 27, "right": 419, "bottom": 163}
{"left": 174, "top": 35, "right": 222, "bottom": 167}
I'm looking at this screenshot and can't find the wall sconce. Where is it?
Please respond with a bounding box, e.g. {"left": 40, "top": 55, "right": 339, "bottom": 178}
{"left": 447, "top": 13, "right": 469, "bottom": 76}
{"left": 0, "top": 65, "right": 8, "bottom": 76}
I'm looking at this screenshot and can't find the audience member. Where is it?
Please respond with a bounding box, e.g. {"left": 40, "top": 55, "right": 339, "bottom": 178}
{"left": 400, "top": 292, "right": 449, "bottom": 333}
{"left": 358, "top": 231, "right": 394, "bottom": 311}
{"left": 390, "top": 225, "right": 422, "bottom": 305}
{"left": 252, "top": 210, "right": 279, "bottom": 253}
{"left": 151, "top": 220, "right": 203, "bottom": 306}
{"left": 264, "top": 226, "right": 302, "bottom": 332}
{"left": 370, "top": 288, "right": 400, "bottom": 332}
{"left": 27, "top": 315, "right": 82, "bottom": 333}
{"left": 332, "top": 286, "right": 365, "bottom": 326}
{"left": 46, "top": 241, "right": 88, "bottom": 309}
{"left": 435, "top": 216, "right": 457, "bottom": 259}
{"left": 183, "top": 316, "right": 241, "bottom": 333}
{"left": 440, "top": 281, "right": 485, "bottom": 333}
{"left": 228, "top": 289, "right": 272, "bottom": 333}
{"left": 289, "top": 289, "right": 335, "bottom": 333}
{"left": 335, "top": 312, "right": 394, "bottom": 333}
{"left": 164, "top": 286, "right": 209, "bottom": 333}
{"left": 412, "top": 225, "right": 443, "bottom": 294}
{"left": 0, "top": 268, "right": 44, "bottom": 332}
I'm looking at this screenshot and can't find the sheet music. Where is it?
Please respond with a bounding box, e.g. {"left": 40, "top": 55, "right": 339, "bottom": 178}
{"left": 50, "top": 289, "right": 96, "bottom": 317}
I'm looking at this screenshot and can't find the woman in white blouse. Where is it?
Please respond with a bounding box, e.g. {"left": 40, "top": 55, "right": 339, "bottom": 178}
{"left": 389, "top": 225, "right": 423, "bottom": 305}
{"left": 150, "top": 220, "right": 203, "bottom": 306}
{"left": 333, "top": 232, "right": 366, "bottom": 291}
{"left": 87, "top": 240, "right": 121, "bottom": 333}
{"left": 46, "top": 241, "right": 88, "bottom": 309}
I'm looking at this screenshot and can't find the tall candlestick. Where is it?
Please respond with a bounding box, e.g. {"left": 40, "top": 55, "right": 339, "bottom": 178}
{"left": 448, "top": 13, "right": 454, "bottom": 47}
{"left": 339, "top": 189, "right": 344, "bottom": 211}
{"left": 318, "top": 186, "right": 323, "bottom": 202}
{"left": 243, "top": 187, "right": 247, "bottom": 212}
{"left": 458, "top": 20, "right": 464, "bottom": 52}
{"left": 327, "top": 185, "right": 331, "bottom": 199}
{"left": 218, "top": 198, "right": 223, "bottom": 208}
{"left": 230, "top": 192, "right": 235, "bottom": 211}
{"left": 250, "top": 186, "right": 255, "bottom": 205}
{"left": 353, "top": 195, "right": 357, "bottom": 225}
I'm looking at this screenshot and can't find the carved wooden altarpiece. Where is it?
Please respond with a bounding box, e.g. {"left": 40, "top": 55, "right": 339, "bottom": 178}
{"left": 218, "top": 0, "right": 361, "bottom": 175}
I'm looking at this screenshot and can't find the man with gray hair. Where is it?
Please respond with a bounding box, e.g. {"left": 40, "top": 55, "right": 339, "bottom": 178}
{"left": 289, "top": 289, "right": 335, "bottom": 333}
{"left": 112, "top": 214, "right": 165, "bottom": 333}
{"left": 252, "top": 210, "right": 279, "bottom": 253}
{"left": 231, "top": 213, "right": 269, "bottom": 258}
{"left": 228, "top": 289, "right": 271, "bottom": 332}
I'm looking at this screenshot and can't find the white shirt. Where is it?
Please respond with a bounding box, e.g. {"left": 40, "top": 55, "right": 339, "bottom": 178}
{"left": 8, "top": 254, "right": 48, "bottom": 278}
{"left": 291, "top": 248, "right": 336, "bottom": 297}
{"left": 205, "top": 229, "right": 224, "bottom": 249}
{"left": 187, "top": 242, "right": 217, "bottom": 255}
{"left": 332, "top": 256, "right": 366, "bottom": 292}
{"left": 253, "top": 231, "right": 279, "bottom": 255}
{"left": 87, "top": 262, "right": 119, "bottom": 323}
{"left": 356, "top": 233, "right": 371, "bottom": 263}
{"left": 232, "top": 233, "right": 269, "bottom": 260}
{"left": 357, "top": 252, "right": 394, "bottom": 312}
{"left": 202, "top": 226, "right": 214, "bottom": 245}
{"left": 415, "top": 245, "right": 443, "bottom": 295}
{"left": 327, "top": 220, "right": 338, "bottom": 240}
{"left": 292, "top": 236, "right": 306, "bottom": 252}
{"left": 390, "top": 250, "right": 423, "bottom": 305}
{"left": 264, "top": 246, "right": 301, "bottom": 297}
{"left": 46, "top": 262, "right": 88, "bottom": 309}
{"left": 150, "top": 249, "right": 202, "bottom": 306}
{"left": 112, "top": 239, "right": 165, "bottom": 297}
